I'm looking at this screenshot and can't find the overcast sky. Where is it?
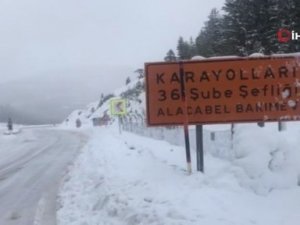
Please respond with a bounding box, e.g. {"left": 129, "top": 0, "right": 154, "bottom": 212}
{"left": 0, "top": 0, "right": 225, "bottom": 83}
{"left": 0, "top": 0, "right": 226, "bottom": 123}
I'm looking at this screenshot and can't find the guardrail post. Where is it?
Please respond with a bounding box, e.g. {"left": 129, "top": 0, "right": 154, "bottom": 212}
{"left": 278, "top": 121, "right": 286, "bottom": 131}
{"left": 210, "top": 132, "right": 215, "bottom": 141}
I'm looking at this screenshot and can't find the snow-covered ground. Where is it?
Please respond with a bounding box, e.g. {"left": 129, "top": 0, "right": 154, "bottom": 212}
{"left": 59, "top": 54, "right": 300, "bottom": 224}
{"left": 57, "top": 122, "right": 300, "bottom": 225}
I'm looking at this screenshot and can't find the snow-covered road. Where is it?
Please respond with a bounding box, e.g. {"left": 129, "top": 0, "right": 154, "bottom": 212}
{"left": 0, "top": 129, "right": 87, "bottom": 225}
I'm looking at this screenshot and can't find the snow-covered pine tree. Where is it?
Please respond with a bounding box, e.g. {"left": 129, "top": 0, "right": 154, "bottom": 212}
{"left": 195, "top": 8, "right": 228, "bottom": 57}
{"left": 169, "top": 0, "right": 300, "bottom": 60}
{"left": 134, "top": 69, "right": 144, "bottom": 79}
{"left": 177, "top": 37, "right": 192, "bottom": 60}
{"left": 164, "top": 49, "right": 177, "bottom": 62}
{"left": 189, "top": 37, "right": 197, "bottom": 58}
{"left": 126, "top": 77, "right": 131, "bottom": 85}
{"left": 223, "top": 0, "right": 300, "bottom": 55}
{"left": 276, "top": 0, "right": 300, "bottom": 53}
{"left": 223, "top": 0, "right": 256, "bottom": 56}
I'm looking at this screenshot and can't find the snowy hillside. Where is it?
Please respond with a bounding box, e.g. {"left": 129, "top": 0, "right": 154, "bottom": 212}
{"left": 63, "top": 74, "right": 145, "bottom": 128}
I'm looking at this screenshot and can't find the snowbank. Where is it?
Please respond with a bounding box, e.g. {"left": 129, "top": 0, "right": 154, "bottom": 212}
{"left": 57, "top": 125, "right": 300, "bottom": 225}
{"left": 233, "top": 122, "right": 300, "bottom": 194}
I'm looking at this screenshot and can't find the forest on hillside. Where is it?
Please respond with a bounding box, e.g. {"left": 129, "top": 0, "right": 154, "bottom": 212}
{"left": 164, "top": 0, "right": 300, "bottom": 61}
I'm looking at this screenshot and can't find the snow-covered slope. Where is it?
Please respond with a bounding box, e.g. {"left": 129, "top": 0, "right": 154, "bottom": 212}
{"left": 63, "top": 74, "right": 145, "bottom": 128}
{"left": 57, "top": 126, "right": 300, "bottom": 225}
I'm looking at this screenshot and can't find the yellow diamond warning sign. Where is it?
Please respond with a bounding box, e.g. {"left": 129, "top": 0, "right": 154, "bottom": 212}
{"left": 110, "top": 98, "right": 127, "bottom": 116}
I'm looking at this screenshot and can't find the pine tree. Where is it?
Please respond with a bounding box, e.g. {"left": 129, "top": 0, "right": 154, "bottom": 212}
{"left": 134, "top": 69, "right": 144, "bottom": 79}
{"left": 275, "top": 0, "right": 300, "bottom": 53}
{"left": 223, "top": 0, "right": 300, "bottom": 55}
{"left": 223, "top": 0, "right": 254, "bottom": 56}
{"left": 169, "top": 0, "right": 300, "bottom": 59}
{"left": 98, "top": 93, "right": 104, "bottom": 108}
{"left": 164, "top": 49, "right": 177, "bottom": 61}
{"left": 195, "top": 8, "right": 229, "bottom": 57}
{"left": 126, "top": 77, "right": 131, "bottom": 85}
{"left": 189, "top": 38, "right": 197, "bottom": 58}
{"left": 177, "top": 37, "right": 192, "bottom": 60}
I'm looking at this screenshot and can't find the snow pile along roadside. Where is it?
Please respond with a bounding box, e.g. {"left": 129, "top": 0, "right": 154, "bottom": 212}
{"left": 233, "top": 123, "right": 300, "bottom": 194}
{"left": 57, "top": 125, "right": 300, "bottom": 225}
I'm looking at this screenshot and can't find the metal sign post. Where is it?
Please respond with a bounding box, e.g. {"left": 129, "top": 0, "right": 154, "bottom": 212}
{"left": 110, "top": 98, "right": 127, "bottom": 134}
{"left": 118, "top": 116, "right": 122, "bottom": 134}
{"left": 196, "top": 125, "right": 204, "bottom": 172}
{"left": 179, "top": 62, "right": 192, "bottom": 175}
